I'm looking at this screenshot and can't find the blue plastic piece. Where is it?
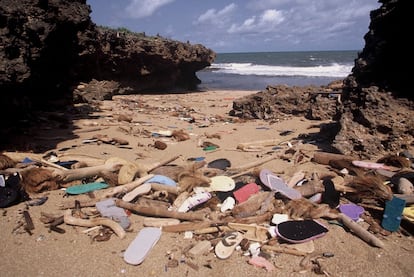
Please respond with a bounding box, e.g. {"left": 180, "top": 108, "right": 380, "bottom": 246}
{"left": 145, "top": 175, "right": 177, "bottom": 187}
{"left": 382, "top": 196, "right": 406, "bottom": 232}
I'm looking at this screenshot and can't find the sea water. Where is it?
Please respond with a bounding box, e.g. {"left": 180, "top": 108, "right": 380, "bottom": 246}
{"left": 197, "top": 50, "right": 358, "bottom": 91}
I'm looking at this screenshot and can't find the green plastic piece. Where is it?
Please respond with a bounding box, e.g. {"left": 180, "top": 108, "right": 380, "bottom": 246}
{"left": 65, "top": 182, "right": 109, "bottom": 195}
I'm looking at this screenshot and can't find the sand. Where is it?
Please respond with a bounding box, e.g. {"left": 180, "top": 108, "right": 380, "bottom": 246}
{"left": 0, "top": 90, "right": 413, "bottom": 277}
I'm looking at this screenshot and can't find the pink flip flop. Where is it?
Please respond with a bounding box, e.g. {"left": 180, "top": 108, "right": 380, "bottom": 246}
{"left": 259, "top": 169, "right": 302, "bottom": 200}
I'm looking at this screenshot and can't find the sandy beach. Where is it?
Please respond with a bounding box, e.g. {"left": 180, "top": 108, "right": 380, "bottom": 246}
{"left": 1, "top": 90, "right": 413, "bottom": 277}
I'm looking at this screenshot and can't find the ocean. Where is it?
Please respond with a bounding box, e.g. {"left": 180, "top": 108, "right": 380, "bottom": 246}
{"left": 196, "top": 50, "right": 358, "bottom": 91}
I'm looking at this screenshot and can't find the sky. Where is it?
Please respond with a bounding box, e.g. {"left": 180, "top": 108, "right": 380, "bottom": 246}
{"left": 86, "top": 0, "right": 381, "bottom": 53}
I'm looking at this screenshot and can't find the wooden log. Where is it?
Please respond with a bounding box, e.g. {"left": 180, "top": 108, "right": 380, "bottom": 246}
{"left": 115, "top": 199, "right": 207, "bottom": 221}
{"left": 63, "top": 209, "right": 126, "bottom": 239}
{"left": 312, "top": 152, "right": 355, "bottom": 165}
{"left": 150, "top": 183, "right": 180, "bottom": 194}
{"left": 162, "top": 221, "right": 222, "bottom": 233}
{"left": 54, "top": 163, "right": 121, "bottom": 182}
{"left": 236, "top": 139, "right": 281, "bottom": 152}
{"left": 98, "top": 174, "right": 154, "bottom": 199}
{"left": 337, "top": 213, "right": 384, "bottom": 248}
{"left": 232, "top": 192, "right": 273, "bottom": 218}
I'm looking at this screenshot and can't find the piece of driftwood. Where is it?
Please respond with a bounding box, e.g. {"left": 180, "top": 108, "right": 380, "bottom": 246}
{"left": 115, "top": 199, "right": 207, "bottom": 221}
{"left": 228, "top": 155, "right": 278, "bottom": 172}
{"left": 135, "top": 198, "right": 171, "bottom": 210}
{"left": 236, "top": 139, "right": 281, "bottom": 152}
{"left": 337, "top": 213, "right": 384, "bottom": 248}
{"left": 63, "top": 209, "right": 126, "bottom": 239}
{"left": 294, "top": 179, "right": 325, "bottom": 197}
{"left": 194, "top": 226, "right": 231, "bottom": 234}
{"left": 58, "top": 153, "right": 105, "bottom": 167}
{"left": 162, "top": 221, "right": 222, "bottom": 233}
{"left": 150, "top": 183, "right": 180, "bottom": 194}
{"left": 54, "top": 162, "right": 122, "bottom": 182}
{"left": 231, "top": 212, "right": 273, "bottom": 225}
{"left": 312, "top": 152, "right": 355, "bottom": 165}
{"left": 232, "top": 191, "right": 274, "bottom": 218}
{"left": 98, "top": 174, "right": 154, "bottom": 199}
{"left": 143, "top": 217, "right": 181, "bottom": 228}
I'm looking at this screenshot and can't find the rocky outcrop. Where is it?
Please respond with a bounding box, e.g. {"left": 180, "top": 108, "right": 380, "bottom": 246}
{"left": 231, "top": 0, "right": 412, "bottom": 159}
{"left": 0, "top": 0, "right": 215, "bottom": 116}
{"left": 333, "top": 0, "right": 413, "bottom": 158}
{"left": 72, "top": 28, "right": 215, "bottom": 102}
{"left": 230, "top": 83, "right": 341, "bottom": 122}
{"left": 347, "top": 0, "right": 410, "bottom": 98}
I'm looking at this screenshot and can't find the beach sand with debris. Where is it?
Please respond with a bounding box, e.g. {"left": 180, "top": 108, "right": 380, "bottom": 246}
{"left": 0, "top": 90, "right": 413, "bottom": 277}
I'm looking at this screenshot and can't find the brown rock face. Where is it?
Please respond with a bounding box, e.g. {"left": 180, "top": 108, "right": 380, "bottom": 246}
{"left": 333, "top": 0, "right": 413, "bottom": 158}
{"left": 0, "top": 0, "right": 215, "bottom": 117}
{"left": 349, "top": 0, "right": 410, "bottom": 98}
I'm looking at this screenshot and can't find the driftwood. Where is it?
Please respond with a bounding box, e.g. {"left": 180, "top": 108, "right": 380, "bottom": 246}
{"left": 143, "top": 217, "right": 180, "bottom": 228}
{"left": 54, "top": 162, "right": 122, "bottom": 182}
{"left": 115, "top": 199, "right": 207, "bottom": 221}
{"left": 337, "top": 213, "right": 384, "bottom": 248}
{"left": 162, "top": 221, "right": 222, "bottom": 233}
{"left": 150, "top": 183, "right": 180, "bottom": 194}
{"left": 98, "top": 174, "right": 154, "bottom": 199}
{"left": 236, "top": 139, "right": 281, "bottom": 152}
{"left": 63, "top": 209, "right": 126, "bottom": 239}
{"left": 228, "top": 155, "right": 278, "bottom": 172}
{"left": 232, "top": 191, "right": 274, "bottom": 218}
{"left": 312, "top": 152, "right": 355, "bottom": 165}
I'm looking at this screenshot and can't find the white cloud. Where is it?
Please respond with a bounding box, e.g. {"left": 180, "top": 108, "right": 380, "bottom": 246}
{"left": 195, "top": 3, "right": 237, "bottom": 25}
{"left": 228, "top": 9, "right": 284, "bottom": 34}
{"left": 125, "top": 0, "right": 174, "bottom": 19}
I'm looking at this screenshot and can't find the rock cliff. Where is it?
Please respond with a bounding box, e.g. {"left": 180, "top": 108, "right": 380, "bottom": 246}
{"left": 0, "top": 0, "right": 215, "bottom": 117}
{"left": 333, "top": 0, "right": 413, "bottom": 158}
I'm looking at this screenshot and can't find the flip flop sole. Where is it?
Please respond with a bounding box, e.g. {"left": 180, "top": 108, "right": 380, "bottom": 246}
{"left": 124, "top": 227, "right": 162, "bottom": 265}
{"left": 276, "top": 220, "right": 328, "bottom": 243}
{"left": 207, "top": 158, "right": 231, "bottom": 170}
{"left": 209, "top": 176, "right": 235, "bottom": 192}
{"left": 145, "top": 174, "right": 177, "bottom": 186}
{"left": 259, "top": 169, "right": 301, "bottom": 199}
{"left": 214, "top": 231, "right": 244, "bottom": 259}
